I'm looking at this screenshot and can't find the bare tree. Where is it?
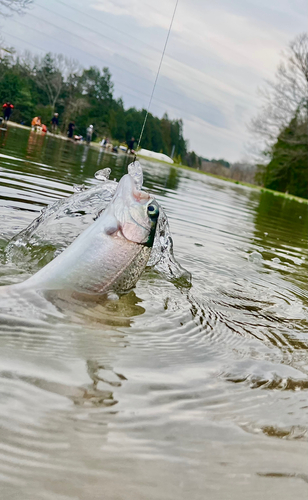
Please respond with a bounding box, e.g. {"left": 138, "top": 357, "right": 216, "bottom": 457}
{"left": 22, "top": 52, "right": 82, "bottom": 112}
{"left": 0, "top": 0, "right": 32, "bottom": 16}
{"left": 250, "top": 33, "right": 308, "bottom": 196}
{"left": 230, "top": 162, "right": 258, "bottom": 184}
{"left": 250, "top": 33, "right": 308, "bottom": 152}
{"left": 61, "top": 97, "right": 89, "bottom": 134}
{"left": 200, "top": 159, "right": 258, "bottom": 184}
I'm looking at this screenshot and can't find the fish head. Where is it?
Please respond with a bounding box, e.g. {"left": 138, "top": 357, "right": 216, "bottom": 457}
{"left": 105, "top": 174, "right": 159, "bottom": 246}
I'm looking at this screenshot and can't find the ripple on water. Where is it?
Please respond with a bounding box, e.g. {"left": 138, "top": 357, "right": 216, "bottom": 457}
{"left": 0, "top": 130, "right": 308, "bottom": 499}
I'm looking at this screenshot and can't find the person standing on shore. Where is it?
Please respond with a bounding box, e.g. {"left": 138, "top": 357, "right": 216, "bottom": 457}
{"left": 127, "top": 136, "right": 135, "bottom": 154}
{"left": 51, "top": 113, "right": 59, "bottom": 133}
{"left": 67, "top": 121, "right": 75, "bottom": 139}
{"left": 3, "top": 102, "right": 14, "bottom": 121}
{"left": 86, "top": 124, "right": 93, "bottom": 144}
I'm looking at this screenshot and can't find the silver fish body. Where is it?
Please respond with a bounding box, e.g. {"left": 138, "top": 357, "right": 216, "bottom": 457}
{"left": 2, "top": 173, "right": 159, "bottom": 296}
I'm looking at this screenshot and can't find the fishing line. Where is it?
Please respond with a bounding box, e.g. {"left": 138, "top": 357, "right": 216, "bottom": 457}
{"left": 136, "top": 0, "right": 179, "bottom": 151}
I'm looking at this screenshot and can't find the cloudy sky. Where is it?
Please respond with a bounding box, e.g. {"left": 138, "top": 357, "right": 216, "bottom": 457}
{"left": 2, "top": 0, "right": 307, "bottom": 161}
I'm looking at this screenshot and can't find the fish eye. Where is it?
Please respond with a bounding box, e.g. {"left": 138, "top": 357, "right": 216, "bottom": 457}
{"left": 147, "top": 202, "right": 159, "bottom": 219}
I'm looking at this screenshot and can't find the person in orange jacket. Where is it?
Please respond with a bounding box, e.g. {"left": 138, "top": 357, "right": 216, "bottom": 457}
{"left": 31, "top": 116, "right": 42, "bottom": 129}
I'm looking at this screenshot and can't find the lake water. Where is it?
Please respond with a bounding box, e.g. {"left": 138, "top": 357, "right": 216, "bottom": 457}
{"left": 0, "top": 126, "right": 307, "bottom": 500}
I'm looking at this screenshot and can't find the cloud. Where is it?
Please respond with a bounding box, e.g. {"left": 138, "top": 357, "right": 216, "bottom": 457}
{"left": 91, "top": 0, "right": 173, "bottom": 29}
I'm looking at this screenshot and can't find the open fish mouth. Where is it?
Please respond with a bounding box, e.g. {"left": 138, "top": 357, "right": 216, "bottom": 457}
{"left": 104, "top": 173, "right": 159, "bottom": 245}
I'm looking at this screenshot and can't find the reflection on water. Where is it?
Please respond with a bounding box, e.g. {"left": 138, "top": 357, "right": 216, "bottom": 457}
{"left": 0, "top": 126, "right": 307, "bottom": 500}
{"left": 253, "top": 190, "right": 308, "bottom": 290}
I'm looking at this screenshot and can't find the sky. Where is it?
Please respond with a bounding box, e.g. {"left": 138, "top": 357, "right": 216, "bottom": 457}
{"left": 1, "top": 0, "right": 307, "bottom": 161}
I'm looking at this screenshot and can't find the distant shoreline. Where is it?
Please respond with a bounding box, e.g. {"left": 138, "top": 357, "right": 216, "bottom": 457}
{"left": 6, "top": 120, "right": 74, "bottom": 142}
{"left": 6, "top": 121, "right": 307, "bottom": 204}
{"left": 173, "top": 163, "right": 308, "bottom": 204}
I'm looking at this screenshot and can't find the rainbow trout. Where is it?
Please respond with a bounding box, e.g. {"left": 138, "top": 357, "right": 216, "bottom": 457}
{"left": 1, "top": 172, "right": 159, "bottom": 296}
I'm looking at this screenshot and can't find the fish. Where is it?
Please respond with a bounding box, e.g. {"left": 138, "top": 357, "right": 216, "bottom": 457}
{"left": 1, "top": 172, "right": 160, "bottom": 297}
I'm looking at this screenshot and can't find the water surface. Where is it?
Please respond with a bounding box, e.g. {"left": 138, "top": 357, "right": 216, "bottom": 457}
{"left": 0, "top": 126, "right": 307, "bottom": 500}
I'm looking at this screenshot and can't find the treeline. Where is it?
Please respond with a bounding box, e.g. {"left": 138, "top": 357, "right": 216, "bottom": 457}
{"left": 257, "top": 115, "right": 307, "bottom": 198}
{"left": 200, "top": 160, "right": 257, "bottom": 184}
{"left": 0, "top": 50, "right": 187, "bottom": 159}
{"left": 202, "top": 157, "right": 230, "bottom": 169}
{"left": 251, "top": 33, "right": 308, "bottom": 199}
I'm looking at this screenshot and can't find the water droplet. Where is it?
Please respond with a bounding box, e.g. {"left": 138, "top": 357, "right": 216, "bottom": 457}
{"left": 94, "top": 168, "right": 111, "bottom": 181}
{"left": 248, "top": 251, "right": 263, "bottom": 263}
{"left": 73, "top": 184, "right": 86, "bottom": 192}
{"left": 271, "top": 257, "right": 280, "bottom": 264}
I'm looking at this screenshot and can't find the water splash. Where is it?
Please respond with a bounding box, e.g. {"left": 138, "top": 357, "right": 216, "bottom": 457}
{"left": 5, "top": 180, "right": 118, "bottom": 269}
{"left": 148, "top": 207, "right": 191, "bottom": 286}
{"left": 5, "top": 162, "right": 190, "bottom": 286}
{"left": 73, "top": 184, "right": 86, "bottom": 193}
{"left": 94, "top": 168, "right": 111, "bottom": 181}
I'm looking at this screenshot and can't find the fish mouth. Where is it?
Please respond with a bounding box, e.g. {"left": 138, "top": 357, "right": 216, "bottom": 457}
{"left": 107, "top": 174, "right": 154, "bottom": 245}
{"left": 114, "top": 173, "right": 151, "bottom": 204}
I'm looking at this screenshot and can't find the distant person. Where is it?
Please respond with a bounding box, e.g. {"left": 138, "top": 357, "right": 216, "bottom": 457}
{"left": 67, "top": 121, "right": 75, "bottom": 139}
{"left": 106, "top": 141, "right": 113, "bottom": 152}
{"left": 127, "top": 136, "right": 135, "bottom": 154}
{"left": 41, "top": 124, "right": 47, "bottom": 133}
{"left": 51, "top": 113, "right": 59, "bottom": 133}
{"left": 31, "top": 116, "right": 42, "bottom": 130}
{"left": 3, "top": 101, "right": 14, "bottom": 121}
{"left": 86, "top": 124, "right": 93, "bottom": 144}
{"left": 101, "top": 136, "right": 108, "bottom": 147}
